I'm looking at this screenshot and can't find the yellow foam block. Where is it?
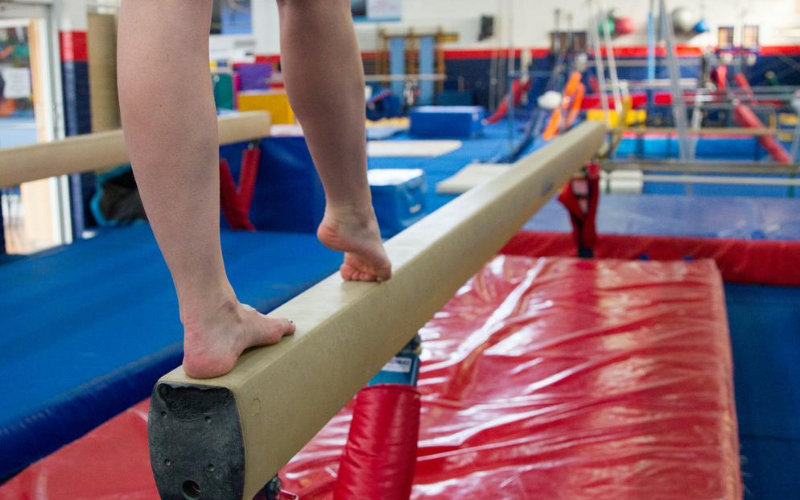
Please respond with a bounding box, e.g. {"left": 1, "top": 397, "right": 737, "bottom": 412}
{"left": 587, "top": 109, "right": 646, "bottom": 128}
{"left": 238, "top": 90, "right": 295, "bottom": 125}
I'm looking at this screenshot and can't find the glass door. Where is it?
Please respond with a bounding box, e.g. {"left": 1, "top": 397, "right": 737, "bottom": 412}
{"left": 0, "top": 1, "right": 70, "bottom": 254}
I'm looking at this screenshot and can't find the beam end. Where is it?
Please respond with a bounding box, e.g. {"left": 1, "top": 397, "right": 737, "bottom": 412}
{"left": 149, "top": 382, "right": 246, "bottom": 500}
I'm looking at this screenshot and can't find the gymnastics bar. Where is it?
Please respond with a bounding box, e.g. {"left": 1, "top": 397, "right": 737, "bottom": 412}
{"left": 602, "top": 159, "right": 800, "bottom": 175}
{"left": 641, "top": 174, "right": 800, "bottom": 187}
{"left": 0, "top": 111, "right": 271, "bottom": 188}
{"left": 620, "top": 126, "right": 777, "bottom": 137}
{"left": 148, "top": 121, "right": 605, "bottom": 500}
{"left": 364, "top": 73, "right": 447, "bottom": 82}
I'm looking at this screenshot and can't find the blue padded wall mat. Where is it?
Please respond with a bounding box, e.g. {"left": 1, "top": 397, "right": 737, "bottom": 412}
{"left": 614, "top": 136, "right": 799, "bottom": 198}
{"left": 0, "top": 198, "right": 4, "bottom": 255}
{"left": 0, "top": 224, "right": 340, "bottom": 479}
{"left": 525, "top": 194, "right": 800, "bottom": 241}
{"left": 615, "top": 136, "right": 771, "bottom": 162}
{"left": 367, "top": 122, "right": 544, "bottom": 214}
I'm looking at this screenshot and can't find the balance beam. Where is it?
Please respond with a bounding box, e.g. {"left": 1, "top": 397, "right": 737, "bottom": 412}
{"left": 0, "top": 111, "right": 271, "bottom": 188}
{"left": 148, "top": 121, "right": 606, "bottom": 500}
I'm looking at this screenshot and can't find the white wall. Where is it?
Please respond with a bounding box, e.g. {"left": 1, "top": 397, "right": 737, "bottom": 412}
{"left": 51, "top": 0, "right": 800, "bottom": 58}
{"left": 245, "top": 0, "right": 800, "bottom": 56}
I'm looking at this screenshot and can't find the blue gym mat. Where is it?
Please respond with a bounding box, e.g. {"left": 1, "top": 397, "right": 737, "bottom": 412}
{"left": 0, "top": 225, "right": 341, "bottom": 479}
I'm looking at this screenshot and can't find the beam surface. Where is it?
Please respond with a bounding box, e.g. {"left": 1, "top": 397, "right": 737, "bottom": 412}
{"left": 148, "top": 121, "right": 606, "bottom": 500}
{"left": 0, "top": 111, "right": 271, "bottom": 188}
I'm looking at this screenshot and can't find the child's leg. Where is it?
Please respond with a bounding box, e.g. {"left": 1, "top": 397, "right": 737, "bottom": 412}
{"left": 277, "top": 0, "right": 392, "bottom": 282}
{"left": 118, "top": 0, "right": 294, "bottom": 379}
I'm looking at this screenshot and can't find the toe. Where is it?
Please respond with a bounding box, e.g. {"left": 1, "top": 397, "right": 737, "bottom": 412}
{"left": 340, "top": 263, "right": 358, "bottom": 280}
{"left": 376, "top": 264, "right": 392, "bottom": 281}
{"left": 356, "top": 270, "right": 377, "bottom": 281}
{"left": 262, "top": 317, "right": 295, "bottom": 343}
{"left": 344, "top": 259, "right": 379, "bottom": 282}
{"left": 277, "top": 318, "right": 296, "bottom": 337}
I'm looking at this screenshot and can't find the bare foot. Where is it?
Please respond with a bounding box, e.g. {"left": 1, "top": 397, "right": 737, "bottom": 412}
{"left": 182, "top": 295, "right": 295, "bottom": 379}
{"left": 317, "top": 207, "right": 392, "bottom": 282}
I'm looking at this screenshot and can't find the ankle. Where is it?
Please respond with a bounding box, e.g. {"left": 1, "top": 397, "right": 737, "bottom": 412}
{"left": 324, "top": 203, "right": 376, "bottom": 224}
{"left": 178, "top": 282, "right": 238, "bottom": 327}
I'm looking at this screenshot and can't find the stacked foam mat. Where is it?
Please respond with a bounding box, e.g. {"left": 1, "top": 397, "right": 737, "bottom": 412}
{"left": 0, "top": 256, "right": 741, "bottom": 500}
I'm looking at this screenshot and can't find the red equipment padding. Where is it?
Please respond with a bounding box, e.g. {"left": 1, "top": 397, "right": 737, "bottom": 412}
{"left": 733, "top": 103, "right": 792, "bottom": 164}
{"left": 712, "top": 65, "right": 728, "bottom": 91}
{"left": 582, "top": 92, "right": 650, "bottom": 110}
{"left": 1, "top": 256, "right": 741, "bottom": 500}
{"left": 238, "top": 147, "right": 261, "bottom": 213}
{"left": 582, "top": 91, "right": 784, "bottom": 111}
{"left": 485, "top": 79, "right": 532, "bottom": 124}
{"left": 558, "top": 164, "right": 599, "bottom": 251}
{"left": 734, "top": 73, "right": 754, "bottom": 97}
{"left": 502, "top": 231, "right": 800, "bottom": 286}
{"left": 219, "top": 158, "right": 256, "bottom": 231}
{"left": 588, "top": 74, "right": 600, "bottom": 93}
{"left": 333, "top": 385, "right": 421, "bottom": 500}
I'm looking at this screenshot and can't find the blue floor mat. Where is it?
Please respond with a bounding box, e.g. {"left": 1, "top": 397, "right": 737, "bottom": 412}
{"left": 725, "top": 283, "right": 800, "bottom": 499}
{"left": 0, "top": 225, "right": 341, "bottom": 479}
{"left": 739, "top": 435, "right": 800, "bottom": 499}
{"left": 525, "top": 193, "right": 800, "bottom": 240}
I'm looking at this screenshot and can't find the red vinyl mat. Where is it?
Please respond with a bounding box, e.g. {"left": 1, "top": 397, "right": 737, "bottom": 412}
{"left": 0, "top": 256, "right": 741, "bottom": 500}
{"left": 503, "top": 231, "right": 800, "bottom": 286}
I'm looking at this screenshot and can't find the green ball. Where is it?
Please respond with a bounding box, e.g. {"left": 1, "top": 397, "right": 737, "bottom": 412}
{"left": 599, "top": 18, "right": 617, "bottom": 36}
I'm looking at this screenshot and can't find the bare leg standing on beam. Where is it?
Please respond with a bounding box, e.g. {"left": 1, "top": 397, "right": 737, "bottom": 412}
{"left": 277, "top": 0, "right": 391, "bottom": 282}
{"left": 118, "top": 0, "right": 294, "bottom": 379}
{"left": 118, "top": 0, "right": 390, "bottom": 379}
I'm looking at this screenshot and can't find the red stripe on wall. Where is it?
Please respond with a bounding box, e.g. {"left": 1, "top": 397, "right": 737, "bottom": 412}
{"left": 599, "top": 46, "right": 704, "bottom": 57}
{"left": 254, "top": 54, "right": 281, "bottom": 65}
{"left": 60, "top": 31, "right": 88, "bottom": 62}
{"left": 441, "top": 46, "right": 704, "bottom": 59}
{"left": 759, "top": 45, "right": 800, "bottom": 56}
{"left": 256, "top": 44, "right": 798, "bottom": 64}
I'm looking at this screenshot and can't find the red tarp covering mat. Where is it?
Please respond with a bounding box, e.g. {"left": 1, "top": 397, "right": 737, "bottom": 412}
{"left": 0, "top": 256, "right": 741, "bottom": 500}
{"left": 503, "top": 231, "right": 800, "bottom": 286}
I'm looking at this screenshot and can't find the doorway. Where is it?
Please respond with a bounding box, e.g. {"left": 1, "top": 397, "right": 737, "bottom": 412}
{"left": 0, "top": 1, "right": 69, "bottom": 254}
